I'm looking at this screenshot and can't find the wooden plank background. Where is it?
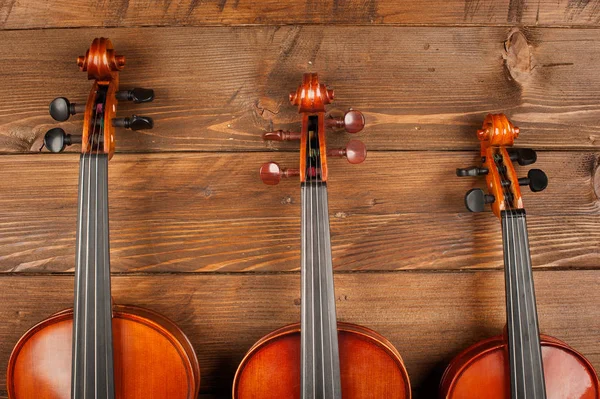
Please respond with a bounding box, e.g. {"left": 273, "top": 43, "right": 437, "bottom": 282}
{"left": 0, "top": 0, "right": 599, "bottom": 397}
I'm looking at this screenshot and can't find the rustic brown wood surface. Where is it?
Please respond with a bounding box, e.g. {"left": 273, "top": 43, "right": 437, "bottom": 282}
{"left": 1, "top": 1, "right": 599, "bottom": 397}
{"left": 2, "top": 0, "right": 600, "bottom": 29}
{"left": 0, "top": 272, "right": 598, "bottom": 397}
{"left": 0, "top": 152, "right": 597, "bottom": 273}
{"left": 2, "top": 27, "right": 600, "bottom": 152}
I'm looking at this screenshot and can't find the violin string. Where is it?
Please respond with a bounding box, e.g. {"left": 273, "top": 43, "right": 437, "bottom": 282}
{"left": 93, "top": 94, "right": 102, "bottom": 396}
{"left": 491, "top": 116, "right": 517, "bottom": 393}
{"left": 521, "top": 201, "right": 546, "bottom": 396}
{"left": 96, "top": 101, "right": 100, "bottom": 395}
{"left": 82, "top": 91, "right": 100, "bottom": 396}
{"left": 322, "top": 118, "right": 337, "bottom": 396}
{"left": 500, "top": 169, "right": 517, "bottom": 394}
{"left": 509, "top": 145, "right": 533, "bottom": 397}
{"left": 506, "top": 156, "right": 526, "bottom": 397}
{"left": 73, "top": 112, "right": 86, "bottom": 397}
{"left": 306, "top": 120, "right": 317, "bottom": 398}
{"left": 515, "top": 195, "right": 537, "bottom": 397}
{"left": 301, "top": 137, "right": 307, "bottom": 395}
{"left": 511, "top": 158, "right": 532, "bottom": 396}
{"left": 494, "top": 115, "right": 526, "bottom": 396}
{"left": 314, "top": 120, "right": 327, "bottom": 398}
{"left": 98, "top": 91, "right": 113, "bottom": 398}
{"left": 509, "top": 133, "right": 543, "bottom": 395}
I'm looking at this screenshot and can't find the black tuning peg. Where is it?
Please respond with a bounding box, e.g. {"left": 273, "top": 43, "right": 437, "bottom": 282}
{"left": 464, "top": 188, "right": 495, "bottom": 212}
{"left": 112, "top": 115, "right": 154, "bottom": 131}
{"left": 43, "top": 128, "right": 82, "bottom": 153}
{"left": 115, "top": 88, "right": 154, "bottom": 103}
{"left": 518, "top": 169, "right": 548, "bottom": 192}
{"left": 508, "top": 148, "right": 537, "bottom": 166}
{"left": 456, "top": 167, "right": 488, "bottom": 177}
{"left": 49, "top": 97, "right": 85, "bottom": 122}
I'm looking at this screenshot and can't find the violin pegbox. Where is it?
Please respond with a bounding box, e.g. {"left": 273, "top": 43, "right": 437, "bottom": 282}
{"left": 43, "top": 38, "right": 154, "bottom": 159}
{"left": 457, "top": 114, "right": 548, "bottom": 217}
{"left": 260, "top": 73, "right": 367, "bottom": 185}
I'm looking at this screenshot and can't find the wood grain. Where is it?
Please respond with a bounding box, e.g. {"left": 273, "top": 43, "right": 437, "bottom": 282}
{"left": 2, "top": 26, "right": 600, "bottom": 152}
{"left": 2, "top": 0, "right": 600, "bottom": 29}
{"left": 0, "top": 152, "right": 597, "bottom": 273}
{"left": 0, "top": 271, "right": 598, "bottom": 397}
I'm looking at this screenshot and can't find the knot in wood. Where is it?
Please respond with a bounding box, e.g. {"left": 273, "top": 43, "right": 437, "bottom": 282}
{"left": 504, "top": 30, "right": 531, "bottom": 85}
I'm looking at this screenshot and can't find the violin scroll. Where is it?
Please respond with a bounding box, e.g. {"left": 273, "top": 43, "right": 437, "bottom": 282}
{"left": 457, "top": 114, "right": 547, "bottom": 217}
{"left": 261, "top": 73, "right": 367, "bottom": 185}
{"left": 76, "top": 38, "right": 124, "bottom": 81}
{"left": 289, "top": 73, "right": 334, "bottom": 113}
{"left": 476, "top": 113, "right": 519, "bottom": 148}
{"left": 42, "top": 38, "right": 154, "bottom": 159}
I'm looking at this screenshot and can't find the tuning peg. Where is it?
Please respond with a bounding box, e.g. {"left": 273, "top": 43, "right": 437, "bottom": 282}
{"left": 262, "top": 130, "right": 301, "bottom": 141}
{"left": 49, "top": 97, "right": 85, "bottom": 122}
{"left": 456, "top": 167, "right": 489, "bottom": 177}
{"left": 43, "top": 128, "right": 82, "bottom": 153}
{"left": 326, "top": 109, "right": 365, "bottom": 134}
{"left": 508, "top": 148, "right": 537, "bottom": 166}
{"left": 259, "top": 162, "right": 299, "bottom": 185}
{"left": 518, "top": 169, "right": 548, "bottom": 192}
{"left": 464, "top": 188, "right": 495, "bottom": 212}
{"left": 112, "top": 115, "right": 153, "bottom": 130}
{"left": 327, "top": 140, "right": 367, "bottom": 164}
{"left": 116, "top": 88, "right": 154, "bottom": 103}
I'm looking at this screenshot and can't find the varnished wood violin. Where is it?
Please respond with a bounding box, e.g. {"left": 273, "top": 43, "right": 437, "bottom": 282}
{"left": 233, "top": 73, "right": 411, "bottom": 398}
{"left": 7, "top": 38, "right": 200, "bottom": 399}
{"left": 440, "top": 114, "right": 599, "bottom": 398}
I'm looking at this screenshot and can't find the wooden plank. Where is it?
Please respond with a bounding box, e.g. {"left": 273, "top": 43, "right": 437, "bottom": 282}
{"left": 0, "top": 152, "right": 598, "bottom": 273}
{"left": 0, "top": 392, "right": 217, "bottom": 399}
{"left": 2, "top": 0, "right": 600, "bottom": 29}
{"left": 1, "top": 26, "right": 600, "bottom": 153}
{"left": 0, "top": 271, "right": 598, "bottom": 396}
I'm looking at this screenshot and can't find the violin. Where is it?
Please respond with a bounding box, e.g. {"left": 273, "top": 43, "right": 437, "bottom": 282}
{"left": 233, "top": 73, "right": 411, "bottom": 398}
{"left": 7, "top": 38, "right": 200, "bottom": 398}
{"left": 441, "top": 114, "right": 599, "bottom": 398}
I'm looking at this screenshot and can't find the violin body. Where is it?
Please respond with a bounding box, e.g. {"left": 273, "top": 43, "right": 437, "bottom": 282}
{"left": 7, "top": 38, "right": 200, "bottom": 398}
{"left": 233, "top": 322, "right": 411, "bottom": 398}
{"left": 440, "top": 334, "right": 599, "bottom": 398}
{"left": 238, "top": 74, "right": 410, "bottom": 398}
{"left": 8, "top": 304, "right": 200, "bottom": 399}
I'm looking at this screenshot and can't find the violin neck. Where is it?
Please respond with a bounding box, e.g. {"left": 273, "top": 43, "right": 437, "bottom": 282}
{"left": 501, "top": 210, "right": 546, "bottom": 399}
{"left": 300, "top": 182, "right": 342, "bottom": 399}
{"left": 72, "top": 153, "right": 115, "bottom": 399}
